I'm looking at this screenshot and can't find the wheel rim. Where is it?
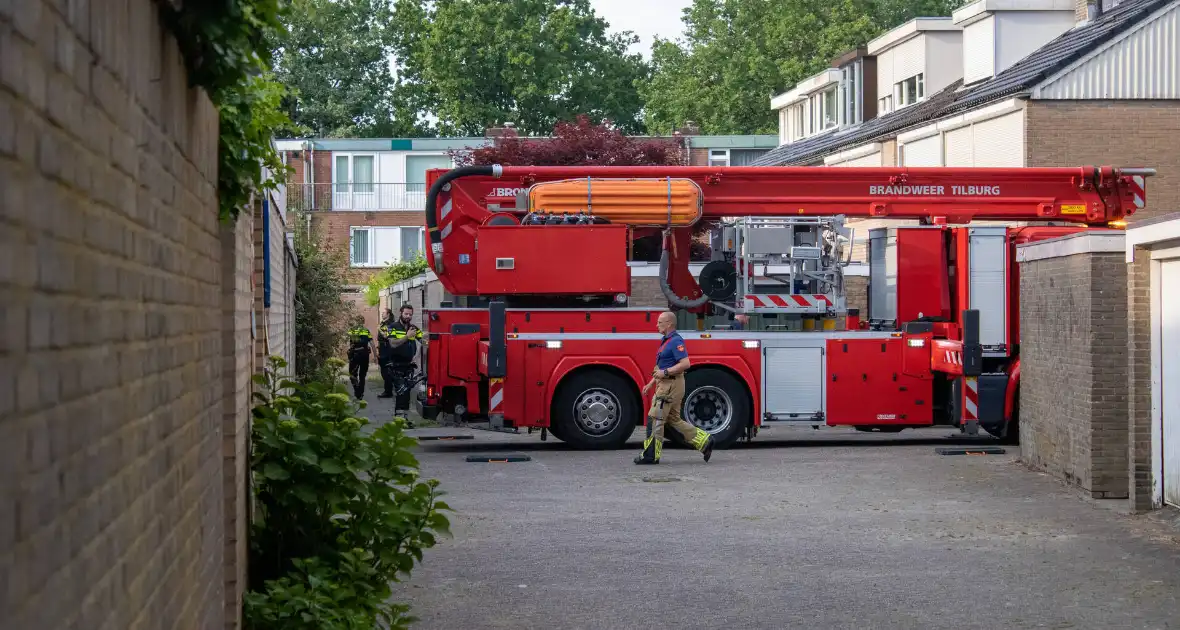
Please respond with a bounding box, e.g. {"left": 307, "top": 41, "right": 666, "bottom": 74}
{"left": 571, "top": 388, "right": 621, "bottom": 436}
{"left": 684, "top": 386, "right": 733, "bottom": 434}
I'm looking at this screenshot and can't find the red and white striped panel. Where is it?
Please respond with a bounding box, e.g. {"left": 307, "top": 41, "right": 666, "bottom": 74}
{"left": 944, "top": 350, "right": 962, "bottom": 366}
{"left": 745, "top": 294, "right": 833, "bottom": 310}
{"left": 489, "top": 377, "right": 504, "bottom": 414}
{"left": 963, "top": 376, "right": 979, "bottom": 425}
{"left": 1129, "top": 175, "right": 1146, "bottom": 210}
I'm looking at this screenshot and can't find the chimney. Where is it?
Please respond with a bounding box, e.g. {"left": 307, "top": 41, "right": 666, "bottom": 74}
{"left": 676, "top": 120, "right": 701, "bottom": 136}
{"left": 1077, "top": 0, "right": 1104, "bottom": 23}
{"left": 485, "top": 122, "right": 518, "bottom": 138}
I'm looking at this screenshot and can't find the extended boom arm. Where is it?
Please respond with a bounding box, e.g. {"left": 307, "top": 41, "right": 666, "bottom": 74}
{"left": 425, "top": 165, "right": 1151, "bottom": 299}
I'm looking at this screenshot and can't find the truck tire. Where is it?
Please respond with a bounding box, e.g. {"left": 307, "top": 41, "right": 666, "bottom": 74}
{"left": 682, "top": 368, "right": 749, "bottom": 449}
{"left": 551, "top": 370, "right": 638, "bottom": 450}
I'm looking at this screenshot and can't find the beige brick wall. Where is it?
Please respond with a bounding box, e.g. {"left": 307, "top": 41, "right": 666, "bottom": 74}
{"left": 222, "top": 214, "right": 255, "bottom": 630}
{"left": 253, "top": 196, "right": 297, "bottom": 369}
{"left": 1017, "top": 248, "right": 1129, "bottom": 498}
{"left": 1, "top": 1, "right": 254, "bottom": 628}
{"left": 845, "top": 275, "right": 868, "bottom": 316}
{"left": 1126, "top": 251, "right": 1154, "bottom": 510}
{"left": 1026, "top": 100, "right": 1180, "bottom": 224}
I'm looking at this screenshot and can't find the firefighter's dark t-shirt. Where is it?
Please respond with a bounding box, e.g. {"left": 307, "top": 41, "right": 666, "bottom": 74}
{"left": 656, "top": 332, "right": 688, "bottom": 370}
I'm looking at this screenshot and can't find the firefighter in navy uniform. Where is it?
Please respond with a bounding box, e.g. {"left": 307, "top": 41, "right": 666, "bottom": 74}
{"left": 346, "top": 316, "right": 377, "bottom": 399}
{"left": 378, "top": 304, "right": 425, "bottom": 420}
{"left": 635, "top": 311, "right": 715, "bottom": 465}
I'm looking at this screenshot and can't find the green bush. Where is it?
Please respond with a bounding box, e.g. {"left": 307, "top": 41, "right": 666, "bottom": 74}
{"left": 293, "top": 218, "right": 355, "bottom": 381}
{"left": 245, "top": 357, "right": 450, "bottom": 630}
{"left": 363, "top": 254, "right": 429, "bottom": 306}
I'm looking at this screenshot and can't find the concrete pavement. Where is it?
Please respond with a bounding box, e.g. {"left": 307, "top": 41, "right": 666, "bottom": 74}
{"left": 364, "top": 415, "right": 1180, "bottom": 630}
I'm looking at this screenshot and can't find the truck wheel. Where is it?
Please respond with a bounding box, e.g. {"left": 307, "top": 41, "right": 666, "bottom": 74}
{"left": 682, "top": 368, "right": 749, "bottom": 449}
{"left": 551, "top": 370, "right": 638, "bottom": 450}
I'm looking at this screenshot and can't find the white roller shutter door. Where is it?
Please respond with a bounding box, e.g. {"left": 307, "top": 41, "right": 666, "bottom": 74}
{"left": 834, "top": 152, "right": 882, "bottom": 167}
{"left": 944, "top": 126, "right": 974, "bottom": 166}
{"left": 893, "top": 37, "right": 925, "bottom": 84}
{"left": 902, "top": 135, "right": 942, "bottom": 166}
{"left": 972, "top": 111, "right": 1024, "bottom": 167}
{"left": 1163, "top": 259, "right": 1180, "bottom": 507}
{"left": 963, "top": 17, "right": 996, "bottom": 84}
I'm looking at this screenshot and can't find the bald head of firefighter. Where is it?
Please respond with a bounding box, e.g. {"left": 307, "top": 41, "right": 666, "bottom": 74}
{"left": 635, "top": 311, "right": 715, "bottom": 465}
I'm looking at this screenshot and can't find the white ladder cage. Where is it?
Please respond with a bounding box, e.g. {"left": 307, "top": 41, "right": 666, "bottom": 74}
{"left": 710, "top": 216, "right": 853, "bottom": 315}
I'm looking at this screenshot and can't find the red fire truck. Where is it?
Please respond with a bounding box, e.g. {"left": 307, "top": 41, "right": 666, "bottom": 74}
{"left": 415, "top": 165, "right": 1150, "bottom": 449}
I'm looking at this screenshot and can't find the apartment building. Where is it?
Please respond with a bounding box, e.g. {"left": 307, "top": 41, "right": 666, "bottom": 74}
{"left": 758, "top": 0, "right": 1180, "bottom": 225}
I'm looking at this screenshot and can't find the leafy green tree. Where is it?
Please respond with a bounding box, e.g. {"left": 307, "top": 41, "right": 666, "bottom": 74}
{"left": 389, "top": 0, "right": 651, "bottom": 136}
{"left": 293, "top": 216, "right": 355, "bottom": 381}
{"left": 641, "top": 0, "right": 962, "bottom": 135}
{"left": 272, "top": 0, "right": 425, "bottom": 137}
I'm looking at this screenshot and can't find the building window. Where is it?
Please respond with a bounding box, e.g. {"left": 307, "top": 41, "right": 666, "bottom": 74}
{"left": 793, "top": 106, "right": 804, "bottom": 141}
{"left": 839, "top": 62, "right": 862, "bottom": 127}
{"left": 878, "top": 94, "right": 893, "bottom": 115}
{"left": 334, "top": 153, "right": 375, "bottom": 194}
{"left": 709, "top": 149, "right": 730, "bottom": 167}
{"left": 894, "top": 73, "right": 925, "bottom": 109}
{"left": 401, "top": 226, "right": 424, "bottom": 261}
{"left": 350, "top": 226, "right": 423, "bottom": 268}
{"left": 810, "top": 87, "right": 838, "bottom": 132}
{"left": 350, "top": 227, "right": 372, "bottom": 266}
{"left": 730, "top": 149, "right": 770, "bottom": 166}
{"left": 405, "top": 154, "right": 453, "bottom": 194}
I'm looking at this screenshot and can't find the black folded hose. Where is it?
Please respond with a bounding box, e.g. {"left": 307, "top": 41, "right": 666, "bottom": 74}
{"left": 425, "top": 164, "right": 503, "bottom": 272}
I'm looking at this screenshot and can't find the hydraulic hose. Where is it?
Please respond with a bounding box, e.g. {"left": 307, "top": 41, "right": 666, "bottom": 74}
{"left": 658, "top": 232, "right": 710, "bottom": 309}
{"left": 425, "top": 164, "right": 503, "bottom": 272}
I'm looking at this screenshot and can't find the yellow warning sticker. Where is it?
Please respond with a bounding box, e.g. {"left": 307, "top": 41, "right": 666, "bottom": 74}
{"left": 1060, "top": 204, "right": 1086, "bottom": 215}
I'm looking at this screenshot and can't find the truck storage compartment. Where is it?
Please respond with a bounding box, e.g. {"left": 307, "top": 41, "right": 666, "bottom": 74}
{"left": 762, "top": 346, "right": 824, "bottom": 420}
{"left": 825, "top": 338, "right": 933, "bottom": 426}
{"left": 968, "top": 227, "right": 1009, "bottom": 356}
{"left": 475, "top": 225, "right": 630, "bottom": 295}
{"left": 527, "top": 178, "right": 703, "bottom": 227}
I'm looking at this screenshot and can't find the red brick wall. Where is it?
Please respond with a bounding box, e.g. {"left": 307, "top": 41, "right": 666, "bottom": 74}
{"left": 688, "top": 148, "right": 709, "bottom": 165}
{"left": 1025, "top": 100, "right": 1180, "bottom": 224}
{"left": 310, "top": 210, "right": 426, "bottom": 285}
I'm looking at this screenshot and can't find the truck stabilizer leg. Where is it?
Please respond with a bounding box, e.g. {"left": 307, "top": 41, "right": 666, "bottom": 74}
{"left": 961, "top": 309, "right": 983, "bottom": 436}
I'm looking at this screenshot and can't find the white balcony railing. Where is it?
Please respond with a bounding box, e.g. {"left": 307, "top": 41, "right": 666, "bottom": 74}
{"left": 286, "top": 183, "right": 430, "bottom": 212}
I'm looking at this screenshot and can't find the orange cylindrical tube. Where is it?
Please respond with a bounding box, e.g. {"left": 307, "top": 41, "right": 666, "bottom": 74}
{"left": 527, "top": 178, "right": 703, "bottom": 227}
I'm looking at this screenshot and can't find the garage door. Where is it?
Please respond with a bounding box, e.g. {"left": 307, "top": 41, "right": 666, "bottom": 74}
{"left": 1163, "top": 259, "right": 1180, "bottom": 507}
{"left": 902, "top": 135, "right": 941, "bottom": 166}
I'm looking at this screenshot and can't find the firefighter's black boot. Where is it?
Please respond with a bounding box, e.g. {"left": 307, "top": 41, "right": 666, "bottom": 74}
{"left": 702, "top": 435, "right": 715, "bottom": 463}
{"left": 633, "top": 455, "right": 659, "bottom": 465}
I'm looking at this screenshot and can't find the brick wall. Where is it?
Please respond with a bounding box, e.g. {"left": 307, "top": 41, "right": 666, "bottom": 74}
{"left": 1016, "top": 235, "right": 1128, "bottom": 499}
{"left": 222, "top": 213, "right": 255, "bottom": 630}
{"left": 1026, "top": 100, "right": 1180, "bottom": 224}
{"left": 0, "top": 0, "right": 250, "bottom": 628}
{"left": 284, "top": 150, "right": 333, "bottom": 211}
{"left": 1126, "top": 250, "right": 1154, "bottom": 510}
{"left": 310, "top": 210, "right": 425, "bottom": 285}
{"left": 845, "top": 275, "right": 868, "bottom": 316}
{"left": 688, "top": 148, "right": 709, "bottom": 166}
{"left": 253, "top": 196, "right": 297, "bottom": 370}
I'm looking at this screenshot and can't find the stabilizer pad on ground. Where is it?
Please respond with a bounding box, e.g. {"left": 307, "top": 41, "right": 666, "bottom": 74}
{"left": 417, "top": 435, "right": 476, "bottom": 441}
{"left": 465, "top": 455, "right": 531, "bottom": 463}
{"left": 936, "top": 446, "right": 1007, "bottom": 456}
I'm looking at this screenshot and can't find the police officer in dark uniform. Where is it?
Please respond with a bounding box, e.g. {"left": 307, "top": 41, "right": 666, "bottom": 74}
{"left": 635, "top": 311, "right": 715, "bottom": 465}
{"left": 378, "top": 304, "right": 424, "bottom": 419}
{"left": 346, "top": 315, "right": 377, "bottom": 399}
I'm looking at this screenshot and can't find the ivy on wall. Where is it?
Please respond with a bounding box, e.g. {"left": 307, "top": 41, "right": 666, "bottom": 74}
{"left": 159, "top": 0, "right": 294, "bottom": 222}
